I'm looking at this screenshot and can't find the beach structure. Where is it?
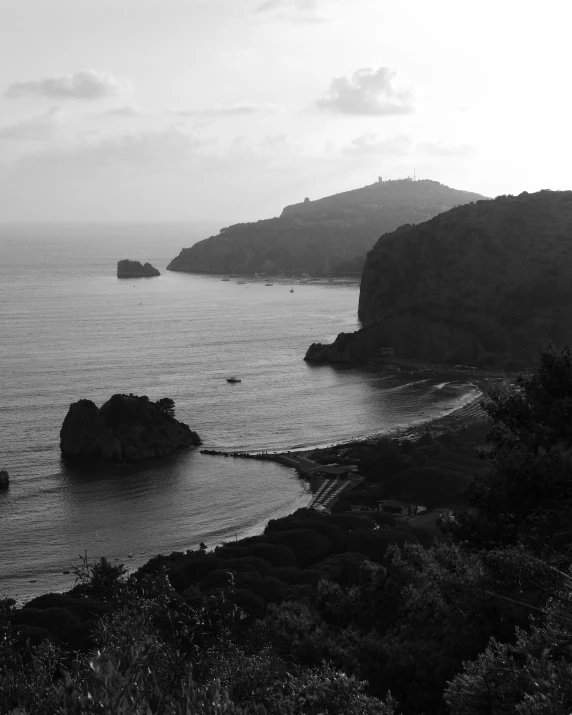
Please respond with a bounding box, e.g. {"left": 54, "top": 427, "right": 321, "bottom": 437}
{"left": 377, "top": 500, "right": 426, "bottom": 517}
{"left": 311, "top": 464, "right": 359, "bottom": 479}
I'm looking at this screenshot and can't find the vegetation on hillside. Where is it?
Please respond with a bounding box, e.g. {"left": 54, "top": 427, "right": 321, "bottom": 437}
{"left": 167, "top": 179, "right": 484, "bottom": 276}
{"left": 355, "top": 190, "right": 572, "bottom": 367}
{"left": 3, "top": 346, "right": 572, "bottom": 713}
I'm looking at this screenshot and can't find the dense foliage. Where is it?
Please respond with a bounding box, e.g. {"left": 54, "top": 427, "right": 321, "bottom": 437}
{"left": 3, "top": 347, "right": 572, "bottom": 713}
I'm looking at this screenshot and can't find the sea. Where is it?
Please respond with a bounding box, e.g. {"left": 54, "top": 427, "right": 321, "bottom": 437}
{"left": 0, "top": 223, "right": 480, "bottom": 603}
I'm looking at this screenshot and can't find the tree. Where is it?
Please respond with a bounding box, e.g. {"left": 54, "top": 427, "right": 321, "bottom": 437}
{"left": 156, "top": 398, "right": 176, "bottom": 419}
{"left": 465, "top": 345, "right": 572, "bottom": 549}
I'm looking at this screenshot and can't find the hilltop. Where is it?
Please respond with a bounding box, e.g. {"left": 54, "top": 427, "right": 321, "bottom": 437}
{"left": 306, "top": 189, "right": 572, "bottom": 368}
{"left": 166, "top": 179, "right": 486, "bottom": 276}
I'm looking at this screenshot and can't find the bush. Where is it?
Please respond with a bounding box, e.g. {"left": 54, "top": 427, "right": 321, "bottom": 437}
{"left": 262, "top": 530, "right": 333, "bottom": 568}
{"left": 347, "top": 528, "right": 418, "bottom": 563}
{"left": 245, "top": 543, "right": 297, "bottom": 567}
{"left": 199, "top": 569, "right": 237, "bottom": 592}
{"left": 229, "top": 589, "right": 266, "bottom": 619}
{"left": 234, "top": 573, "right": 284, "bottom": 604}
{"left": 220, "top": 558, "right": 272, "bottom": 577}
{"left": 312, "top": 552, "right": 370, "bottom": 587}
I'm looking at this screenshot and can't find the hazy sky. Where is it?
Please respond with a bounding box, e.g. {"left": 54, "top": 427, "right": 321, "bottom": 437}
{"left": 1, "top": 0, "right": 570, "bottom": 223}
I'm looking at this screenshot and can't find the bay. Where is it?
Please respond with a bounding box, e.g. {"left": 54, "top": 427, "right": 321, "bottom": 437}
{"left": 0, "top": 223, "right": 478, "bottom": 602}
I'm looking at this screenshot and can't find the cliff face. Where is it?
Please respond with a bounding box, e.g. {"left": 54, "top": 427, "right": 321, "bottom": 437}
{"left": 60, "top": 394, "right": 201, "bottom": 462}
{"left": 306, "top": 190, "right": 572, "bottom": 369}
{"left": 167, "top": 180, "right": 486, "bottom": 276}
{"left": 117, "top": 260, "right": 160, "bottom": 278}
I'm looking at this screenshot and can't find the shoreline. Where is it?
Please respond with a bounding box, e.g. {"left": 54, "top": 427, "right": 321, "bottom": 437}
{"left": 13, "top": 377, "right": 495, "bottom": 605}
{"left": 201, "top": 380, "right": 490, "bottom": 460}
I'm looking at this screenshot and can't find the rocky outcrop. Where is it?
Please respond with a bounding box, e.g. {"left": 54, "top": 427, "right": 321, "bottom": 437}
{"left": 60, "top": 394, "right": 201, "bottom": 462}
{"left": 307, "top": 190, "right": 572, "bottom": 369}
{"left": 117, "top": 260, "right": 160, "bottom": 278}
{"left": 305, "top": 334, "right": 394, "bottom": 363}
{"left": 0, "top": 470, "right": 9, "bottom": 489}
{"left": 167, "top": 179, "right": 486, "bottom": 276}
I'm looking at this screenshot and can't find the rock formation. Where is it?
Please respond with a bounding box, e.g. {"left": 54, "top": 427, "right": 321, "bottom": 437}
{"left": 306, "top": 190, "right": 572, "bottom": 369}
{"left": 167, "top": 179, "right": 486, "bottom": 276}
{"left": 0, "top": 470, "right": 9, "bottom": 489}
{"left": 60, "top": 394, "right": 201, "bottom": 462}
{"left": 117, "top": 260, "right": 160, "bottom": 278}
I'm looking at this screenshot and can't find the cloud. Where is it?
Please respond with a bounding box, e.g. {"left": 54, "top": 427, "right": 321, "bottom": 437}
{"left": 256, "top": 0, "right": 318, "bottom": 12}
{"left": 5, "top": 70, "right": 128, "bottom": 100}
{"left": 14, "top": 126, "right": 210, "bottom": 173}
{"left": 417, "top": 141, "right": 473, "bottom": 157}
{"left": 0, "top": 107, "right": 62, "bottom": 141}
{"left": 261, "top": 134, "right": 288, "bottom": 149}
{"left": 255, "top": 0, "right": 325, "bottom": 23}
{"left": 317, "top": 67, "right": 414, "bottom": 116}
{"left": 169, "top": 103, "right": 275, "bottom": 118}
{"left": 343, "top": 133, "right": 411, "bottom": 156}
{"left": 100, "top": 105, "right": 143, "bottom": 118}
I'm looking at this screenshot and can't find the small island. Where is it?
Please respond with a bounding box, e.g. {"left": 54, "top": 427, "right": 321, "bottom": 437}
{"left": 60, "top": 394, "right": 201, "bottom": 462}
{"left": 117, "top": 259, "right": 160, "bottom": 278}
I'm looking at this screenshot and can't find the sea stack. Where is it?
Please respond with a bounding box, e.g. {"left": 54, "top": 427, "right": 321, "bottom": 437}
{"left": 60, "top": 394, "right": 201, "bottom": 462}
{"left": 117, "top": 260, "right": 160, "bottom": 278}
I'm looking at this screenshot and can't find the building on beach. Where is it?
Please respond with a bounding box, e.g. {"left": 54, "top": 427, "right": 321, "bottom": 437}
{"left": 378, "top": 500, "right": 427, "bottom": 517}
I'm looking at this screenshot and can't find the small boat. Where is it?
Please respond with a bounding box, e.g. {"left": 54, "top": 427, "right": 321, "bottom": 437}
{"left": 226, "top": 377, "right": 241, "bottom": 383}
{"left": 237, "top": 279, "right": 246, "bottom": 284}
{"left": 265, "top": 282, "right": 273, "bottom": 286}
{"left": 290, "top": 288, "right": 294, "bottom": 293}
{"left": 221, "top": 277, "right": 230, "bottom": 281}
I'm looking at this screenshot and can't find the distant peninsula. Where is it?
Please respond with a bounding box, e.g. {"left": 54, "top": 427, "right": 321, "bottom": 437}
{"left": 117, "top": 259, "right": 160, "bottom": 278}
{"left": 306, "top": 190, "right": 572, "bottom": 369}
{"left": 60, "top": 394, "right": 201, "bottom": 462}
{"left": 166, "top": 179, "right": 486, "bottom": 276}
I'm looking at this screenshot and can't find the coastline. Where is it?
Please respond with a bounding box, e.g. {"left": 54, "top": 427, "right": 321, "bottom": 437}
{"left": 203, "top": 378, "right": 490, "bottom": 460}
{"left": 12, "top": 375, "right": 494, "bottom": 606}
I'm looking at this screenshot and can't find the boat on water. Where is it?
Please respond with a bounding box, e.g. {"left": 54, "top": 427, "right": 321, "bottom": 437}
{"left": 265, "top": 282, "right": 273, "bottom": 286}
{"left": 237, "top": 279, "right": 246, "bottom": 284}
{"left": 221, "top": 277, "right": 230, "bottom": 281}
{"left": 226, "top": 377, "right": 241, "bottom": 383}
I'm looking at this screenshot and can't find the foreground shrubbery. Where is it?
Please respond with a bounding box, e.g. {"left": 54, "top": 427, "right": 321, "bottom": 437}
{"left": 3, "top": 346, "right": 572, "bottom": 714}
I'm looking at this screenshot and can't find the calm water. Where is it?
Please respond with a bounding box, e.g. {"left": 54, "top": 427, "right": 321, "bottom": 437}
{"left": 0, "top": 224, "right": 478, "bottom": 602}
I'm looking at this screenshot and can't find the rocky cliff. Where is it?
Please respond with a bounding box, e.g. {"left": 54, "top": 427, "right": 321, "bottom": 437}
{"left": 117, "top": 260, "right": 160, "bottom": 278}
{"left": 60, "top": 394, "right": 201, "bottom": 462}
{"left": 167, "top": 179, "right": 485, "bottom": 276}
{"left": 306, "top": 190, "right": 572, "bottom": 369}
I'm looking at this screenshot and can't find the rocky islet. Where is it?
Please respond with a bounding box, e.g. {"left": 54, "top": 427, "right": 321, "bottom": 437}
{"left": 60, "top": 394, "right": 201, "bottom": 462}
{"left": 117, "top": 259, "right": 161, "bottom": 278}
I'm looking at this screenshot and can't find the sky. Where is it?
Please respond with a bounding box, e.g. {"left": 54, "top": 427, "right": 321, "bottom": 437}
{"left": 0, "top": 0, "right": 571, "bottom": 223}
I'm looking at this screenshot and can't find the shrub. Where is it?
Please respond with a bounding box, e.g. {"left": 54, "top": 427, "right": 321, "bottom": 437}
{"left": 220, "top": 558, "right": 272, "bottom": 577}
{"left": 229, "top": 589, "right": 266, "bottom": 620}
{"left": 262, "top": 530, "right": 333, "bottom": 568}
{"left": 234, "top": 573, "right": 284, "bottom": 604}
{"left": 347, "top": 528, "right": 418, "bottom": 563}
{"left": 325, "top": 513, "right": 378, "bottom": 532}
{"left": 245, "top": 543, "right": 297, "bottom": 567}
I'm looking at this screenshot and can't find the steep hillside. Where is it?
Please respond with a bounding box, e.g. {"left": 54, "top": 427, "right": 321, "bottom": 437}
{"left": 167, "top": 179, "right": 485, "bottom": 276}
{"left": 306, "top": 190, "right": 572, "bottom": 368}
